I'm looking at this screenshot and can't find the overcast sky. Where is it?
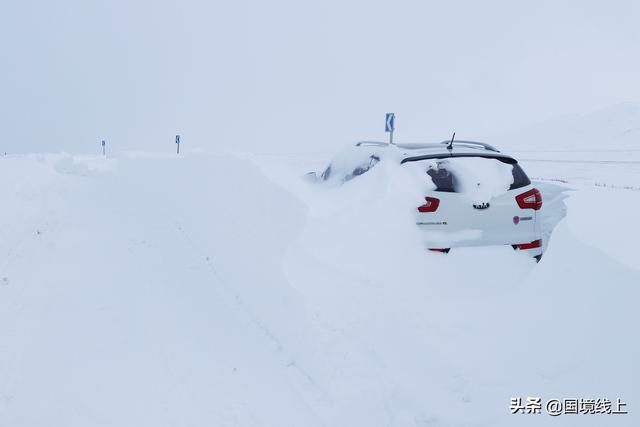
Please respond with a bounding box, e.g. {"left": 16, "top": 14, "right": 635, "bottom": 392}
{"left": 1, "top": 0, "right": 639, "bottom": 154}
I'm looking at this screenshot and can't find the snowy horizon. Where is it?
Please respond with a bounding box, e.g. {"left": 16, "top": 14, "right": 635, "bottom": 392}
{"left": 2, "top": 0, "right": 640, "bottom": 154}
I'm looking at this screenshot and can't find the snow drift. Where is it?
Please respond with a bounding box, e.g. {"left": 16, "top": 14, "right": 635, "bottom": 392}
{"left": 0, "top": 151, "right": 638, "bottom": 426}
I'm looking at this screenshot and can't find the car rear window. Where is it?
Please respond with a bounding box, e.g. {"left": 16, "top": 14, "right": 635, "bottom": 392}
{"left": 426, "top": 160, "right": 531, "bottom": 192}
{"left": 509, "top": 163, "right": 531, "bottom": 190}
{"left": 426, "top": 167, "right": 456, "bottom": 192}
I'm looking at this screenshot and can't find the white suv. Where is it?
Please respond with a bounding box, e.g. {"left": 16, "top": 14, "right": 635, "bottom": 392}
{"left": 312, "top": 140, "right": 544, "bottom": 261}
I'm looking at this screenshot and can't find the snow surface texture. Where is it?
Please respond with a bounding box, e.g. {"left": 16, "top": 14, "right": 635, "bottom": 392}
{"left": 0, "top": 151, "right": 638, "bottom": 426}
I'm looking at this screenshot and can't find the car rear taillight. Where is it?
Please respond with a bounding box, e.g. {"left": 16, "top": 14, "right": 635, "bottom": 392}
{"left": 515, "top": 188, "right": 542, "bottom": 210}
{"left": 512, "top": 239, "right": 542, "bottom": 250}
{"left": 417, "top": 197, "right": 440, "bottom": 213}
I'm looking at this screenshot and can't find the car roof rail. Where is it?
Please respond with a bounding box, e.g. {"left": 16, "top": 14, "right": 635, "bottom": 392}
{"left": 439, "top": 140, "right": 500, "bottom": 152}
{"left": 355, "top": 141, "right": 390, "bottom": 147}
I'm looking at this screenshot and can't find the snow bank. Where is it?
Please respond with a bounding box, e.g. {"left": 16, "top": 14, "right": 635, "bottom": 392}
{"left": 0, "top": 151, "right": 638, "bottom": 426}
{"left": 253, "top": 152, "right": 639, "bottom": 426}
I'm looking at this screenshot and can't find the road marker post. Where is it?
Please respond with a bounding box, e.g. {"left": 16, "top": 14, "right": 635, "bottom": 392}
{"left": 385, "top": 113, "right": 395, "bottom": 144}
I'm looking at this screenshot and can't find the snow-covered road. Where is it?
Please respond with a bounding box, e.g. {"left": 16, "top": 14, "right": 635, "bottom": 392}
{"left": 0, "top": 152, "right": 638, "bottom": 426}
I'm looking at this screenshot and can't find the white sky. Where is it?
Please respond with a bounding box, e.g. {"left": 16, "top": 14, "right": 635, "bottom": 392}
{"left": 1, "top": 0, "right": 639, "bottom": 154}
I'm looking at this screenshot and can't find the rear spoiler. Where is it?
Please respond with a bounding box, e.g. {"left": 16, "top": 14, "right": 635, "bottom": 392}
{"left": 401, "top": 152, "right": 518, "bottom": 165}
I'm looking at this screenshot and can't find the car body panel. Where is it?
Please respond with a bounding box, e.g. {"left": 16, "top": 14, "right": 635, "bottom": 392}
{"left": 416, "top": 185, "right": 541, "bottom": 254}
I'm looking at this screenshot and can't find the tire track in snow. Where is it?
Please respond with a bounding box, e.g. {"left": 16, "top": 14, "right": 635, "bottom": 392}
{"left": 173, "top": 221, "right": 329, "bottom": 425}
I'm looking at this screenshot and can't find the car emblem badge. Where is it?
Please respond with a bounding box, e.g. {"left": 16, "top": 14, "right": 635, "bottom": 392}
{"left": 473, "top": 202, "right": 490, "bottom": 210}
{"left": 513, "top": 216, "right": 520, "bottom": 225}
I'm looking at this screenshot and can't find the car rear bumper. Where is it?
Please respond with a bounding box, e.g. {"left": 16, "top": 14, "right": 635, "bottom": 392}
{"left": 422, "top": 232, "right": 544, "bottom": 258}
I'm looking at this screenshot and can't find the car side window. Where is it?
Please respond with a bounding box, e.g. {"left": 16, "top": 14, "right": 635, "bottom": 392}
{"left": 347, "top": 154, "right": 380, "bottom": 179}
{"left": 321, "top": 154, "right": 381, "bottom": 182}
{"left": 320, "top": 165, "right": 332, "bottom": 180}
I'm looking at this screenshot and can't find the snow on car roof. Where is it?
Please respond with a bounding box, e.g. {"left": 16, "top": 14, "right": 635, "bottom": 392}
{"left": 356, "top": 140, "right": 499, "bottom": 152}
{"left": 354, "top": 140, "right": 515, "bottom": 164}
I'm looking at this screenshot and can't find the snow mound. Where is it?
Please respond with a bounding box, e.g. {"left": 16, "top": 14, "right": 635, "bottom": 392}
{"left": 1, "top": 151, "right": 638, "bottom": 426}
{"left": 253, "top": 152, "right": 640, "bottom": 426}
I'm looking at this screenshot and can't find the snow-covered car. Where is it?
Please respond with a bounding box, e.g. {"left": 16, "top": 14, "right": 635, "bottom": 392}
{"left": 310, "top": 140, "right": 544, "bottom": 261}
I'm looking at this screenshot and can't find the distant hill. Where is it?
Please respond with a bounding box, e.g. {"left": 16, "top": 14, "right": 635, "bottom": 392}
{"left": 492, "top": 102, "right": 640, "bottom": 151}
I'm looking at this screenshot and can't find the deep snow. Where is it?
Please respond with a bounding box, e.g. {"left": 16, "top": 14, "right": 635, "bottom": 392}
{"left": 0, "top": 150, "right": 638, "bottom": 426}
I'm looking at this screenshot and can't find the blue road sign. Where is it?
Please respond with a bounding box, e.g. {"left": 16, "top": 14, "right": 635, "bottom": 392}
{"left": 385, "top": 113, "right": 395, "bottom": 133}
